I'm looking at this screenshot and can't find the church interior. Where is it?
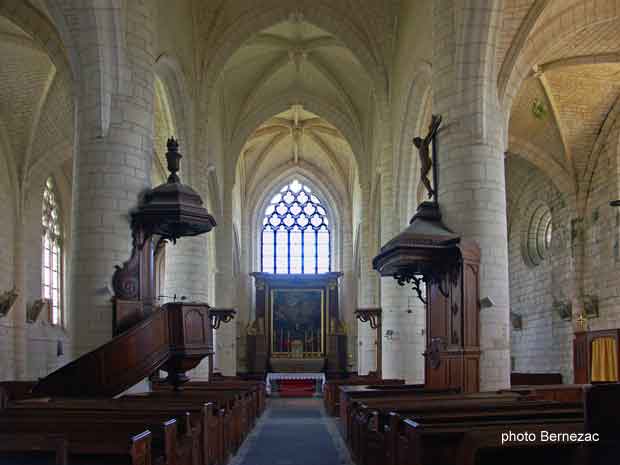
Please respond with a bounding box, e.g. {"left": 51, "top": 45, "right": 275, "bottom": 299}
{"left": 0, "top": 0, "right": 619, "bottom": 464}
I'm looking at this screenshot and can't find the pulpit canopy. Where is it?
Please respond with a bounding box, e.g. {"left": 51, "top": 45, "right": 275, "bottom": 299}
{"left": 372, "top": 201, "right": 462, "bottom": 303}
{"left": 131, "top": 138, "right": 216, "bottom": 242}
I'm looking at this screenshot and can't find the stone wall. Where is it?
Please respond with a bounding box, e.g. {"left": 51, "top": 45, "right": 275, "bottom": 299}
{"left": 507, "top": 156, "right": 573, "bottom": 381}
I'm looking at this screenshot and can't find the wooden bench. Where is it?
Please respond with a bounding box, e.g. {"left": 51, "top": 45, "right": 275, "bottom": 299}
{"left": 338, "top": 385, "right": 461, "bottom": 439}
{"left": 396, "top": 409, "right": 584, "bottom": 465}
{"left": 584, "top": 382, "right": 620, "bottom": 464}
{"left": 353, "top": 396, "right": 584, "bottom": 465}
{"left": 510, "top": 372, "right": 563, "bottom": 386}
{"left": 323, "top": 377, "right": 404, "bottom": 416}
{"left": 124, "top": 390, "right": 256, "bottom": 458}
{"left": 346, "top": 392, "right": 524, "bottom": 456}
{"left": 502, "top": 384, "right": 586, "bottom": 402}
{"left": 0, "top": 417, "right": 155, "bottom": 465}
{"left": 0, "top": 434, "right": 68, "bottom": 465}
{"left": 9, "top": 395, "right": 226, "bottom": 465}
{"left": 1, "top": 412, "right": 195, "bottom": 462}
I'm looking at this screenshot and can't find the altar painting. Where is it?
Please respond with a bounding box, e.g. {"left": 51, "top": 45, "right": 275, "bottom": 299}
{"left": 271, "top": 289, "right": 324, "bottom": 357}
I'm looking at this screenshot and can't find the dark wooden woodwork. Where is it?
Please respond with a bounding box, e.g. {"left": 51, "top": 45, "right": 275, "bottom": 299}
{"left": 323, "top": 376, "right": 404, "bottom": 416}
{"left": 424, "top": 240, "right": 480, "bottom": 393}
{"left": 584, "top": 382, "right": 620, "bottom": 463}
{"left": 504, "top": 384, "right": 585, "bottom": 403}
{"left": 0, "top": 140, "right": 259, "bottom": 465}
{"left": 346, "top": 390, "right": 585, "bottom": 465}
{"left": 573, "top": 329, "right": 620, "bottom": 384}
{"left": 510, "top": 372, "right": 563, "bottom": 385}
{"left": 574, "top": 331, "right": 589, "bottom": 384}
{"left": 32, "top": 302, "right": 216, "bottom": 396}
{"left": 373, "top": 201, "right": 481, "bottom": 394}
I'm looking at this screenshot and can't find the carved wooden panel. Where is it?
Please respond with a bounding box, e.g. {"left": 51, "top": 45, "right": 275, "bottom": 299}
{"left": 424, "top": 241, "right": 480, "bottom": 394}
{"left": 32, "top": 309, "right": 170, "bottom": 397}
{"left": 573, "top": 332, "right": 588, "bottom": 384}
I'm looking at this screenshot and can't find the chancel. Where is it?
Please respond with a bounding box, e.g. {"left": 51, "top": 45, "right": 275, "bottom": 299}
{"left": 0, "top": 1, "right": 619, "bottom": 464}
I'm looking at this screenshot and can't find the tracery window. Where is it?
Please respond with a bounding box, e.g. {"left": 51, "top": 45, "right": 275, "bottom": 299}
{"left": 261, "top": 179, "right": 331, "bottom": 274}
{"left": 42, "top": 177, "right": 63, "bottom": 325}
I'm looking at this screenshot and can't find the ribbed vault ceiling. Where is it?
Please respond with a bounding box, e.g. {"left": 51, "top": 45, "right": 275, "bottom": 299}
{"left": 241, "top": 105, "right": 355, "bottom": 197}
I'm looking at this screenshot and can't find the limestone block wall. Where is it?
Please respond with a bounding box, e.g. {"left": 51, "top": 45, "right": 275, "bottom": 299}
{"left": 582, "top": 120, "right": 620, "bottom": 332}
{"left": 0, "top": 150, "right": 16, "bottom": 380}
{"left": 507, "top": 158, "right": 573, "bottom": 381}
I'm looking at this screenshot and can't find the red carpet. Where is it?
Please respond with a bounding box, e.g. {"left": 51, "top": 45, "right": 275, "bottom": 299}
{"left": 277, "top": 379, "right": 316, "bottom": 397}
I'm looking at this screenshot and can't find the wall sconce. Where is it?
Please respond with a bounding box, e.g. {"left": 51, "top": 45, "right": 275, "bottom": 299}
{"left": 385, "top": 329, "right": 395, "bottom": 340}
{"left": 480, "top": 296, "right": 494, "bottom": 309}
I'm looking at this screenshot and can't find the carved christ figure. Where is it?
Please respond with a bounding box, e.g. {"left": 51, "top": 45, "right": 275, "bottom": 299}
{"left": 413, "top": 114, "right": 442, "bottom": 199}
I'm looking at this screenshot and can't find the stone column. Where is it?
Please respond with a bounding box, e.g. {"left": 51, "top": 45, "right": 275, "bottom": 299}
{"left": 70, "top": 2, "right": 155, "bottom": 356}
{"left": 357, "top": 180, "right": 378, "bottom": 375}
{"left": 378, "top": 134, "right": 414, "bottom": 381}
{"left": 213, "top": 185, "right": 237, "bottom": 376}
{"left": 164, "top": 237, "right": 210, "bottom": 303}
{"left": 164, "top": 235, "right": 211, "bottom": 379}
{"left": 433, "top": 0, "right": 509, "bottom": 390}
{"left": 12, "top": 213, "right": 27, "bottom": 379}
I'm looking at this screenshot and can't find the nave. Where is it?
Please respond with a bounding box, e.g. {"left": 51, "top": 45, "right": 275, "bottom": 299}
{"left": 230, "top": 398, "right": 352, "bottom": 465}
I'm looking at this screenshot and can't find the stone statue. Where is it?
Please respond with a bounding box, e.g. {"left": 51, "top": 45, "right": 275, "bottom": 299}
{"left": 413, "top": 114, "right": 442, "bottom": 199}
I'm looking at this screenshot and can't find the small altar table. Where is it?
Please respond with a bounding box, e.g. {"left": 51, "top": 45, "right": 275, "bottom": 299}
{"left": 265, "top": 372, "right": 326, "bottom": 395}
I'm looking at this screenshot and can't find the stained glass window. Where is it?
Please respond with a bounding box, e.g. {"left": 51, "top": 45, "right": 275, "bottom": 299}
{"left": 261, "top": 179, "right": 331, "bottom": 273}
{"left": 42, "top": 177, "right": 63, "bottom": 325}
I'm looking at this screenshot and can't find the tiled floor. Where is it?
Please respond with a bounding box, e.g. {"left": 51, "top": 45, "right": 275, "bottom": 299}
{"left": 229, "top": 397, "right": 354, "bottom": 465}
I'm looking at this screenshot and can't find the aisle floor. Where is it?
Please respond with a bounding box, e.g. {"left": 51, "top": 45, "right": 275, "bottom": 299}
{"left": 229, "top": 397, "right": 354, "bottom": 465}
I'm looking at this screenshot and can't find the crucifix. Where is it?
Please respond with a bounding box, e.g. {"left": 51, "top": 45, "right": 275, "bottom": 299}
{"left": 413, "top": 114, "right": 442, "bottom": 202}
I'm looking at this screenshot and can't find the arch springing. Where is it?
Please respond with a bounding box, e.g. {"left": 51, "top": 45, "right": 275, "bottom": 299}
{"left": 261, "top": 179, "right": 330, "bottom": 274}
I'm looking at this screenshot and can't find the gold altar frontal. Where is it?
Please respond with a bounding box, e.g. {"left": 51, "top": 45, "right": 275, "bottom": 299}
{"left": 246, "top": 272, "right": 347, "bottom": 376}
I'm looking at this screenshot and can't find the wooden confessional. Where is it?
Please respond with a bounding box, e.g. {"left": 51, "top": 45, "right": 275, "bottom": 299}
{"left": 373, "top": 201, "right": 481, "bottom": 393}
{"left": 32, "top": 139, "right": 234, "bottom": 397}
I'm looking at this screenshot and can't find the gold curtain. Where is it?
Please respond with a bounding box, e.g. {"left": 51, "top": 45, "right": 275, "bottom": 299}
{"left": 591, "top": 337, "right": 619, "bottom": 382}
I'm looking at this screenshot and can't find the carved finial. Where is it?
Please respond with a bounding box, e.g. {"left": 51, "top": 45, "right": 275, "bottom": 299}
{"left": 165, "top": 137, "right": 182, "bottom": 183}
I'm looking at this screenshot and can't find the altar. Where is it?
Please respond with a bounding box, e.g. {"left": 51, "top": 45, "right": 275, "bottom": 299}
{"left": 246, "top": 272, "right": 347, "bottom": 376}
{"left": 265, "top": 372, "right": 326, "bottom": 395}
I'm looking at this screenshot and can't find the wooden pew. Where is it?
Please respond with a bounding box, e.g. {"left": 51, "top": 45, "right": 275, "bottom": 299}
{"left": 124, "top": 390, "right": 254, "bottom": 459}
{"left": 355, "top": 397, "right": 584, "bottom": 465}
{"left": 338, "top": 385, "right": 461, "bottom": 439}
{"left": 584, "top": 382, "right": 620, "bottom": 465}
{"left": 7, "top": 400, "right": 203, "bottom": 465}
{"left": 0, "top": 426, "right": 153, "bottom": 465}
{"left": 0, "top": 434, "right": 68, "bottom": 465}
{"left": 190, "top": 379, "right": 267, "bottom": 415}
{"left": 396, "top": 409, "right": 584, "bottom": 465}
{"left": 510, "top": 372, "right": 563, "bottom": 386}
{"left": 503, "top": 384, "right": 586, "bottom": 402}
{"left": 323, "top": 377, "right": 405, "bottom": 416}
{"left": 153, "top": 381, "right": 266, "bottom": 425}
{"left": 346, "top": 392, "right": 524, "bottom": 458}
